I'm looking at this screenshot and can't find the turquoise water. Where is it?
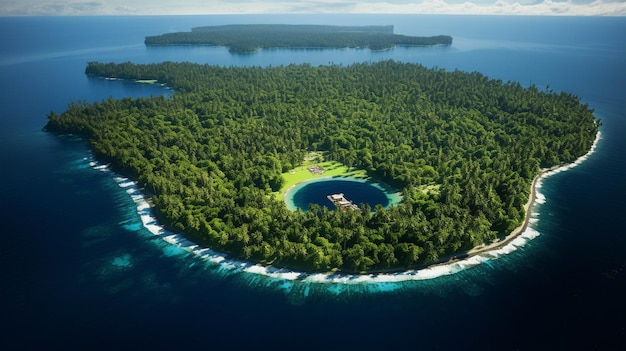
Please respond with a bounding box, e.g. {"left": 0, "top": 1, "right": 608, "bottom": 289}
{"left": 1, "top": 15, "right": 624, "bottom": 350}
{"left": 285, "top": 177, "right": 401, "bottom": 211}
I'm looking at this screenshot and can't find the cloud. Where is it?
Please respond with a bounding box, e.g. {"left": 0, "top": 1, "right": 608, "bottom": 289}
{"left": 1, "top": 0, "right": 625, "bottom": 16}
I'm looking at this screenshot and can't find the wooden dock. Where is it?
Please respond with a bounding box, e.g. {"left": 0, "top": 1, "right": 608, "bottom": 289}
{"left": 327, "top": 193, "right": 360, "bottom": 211}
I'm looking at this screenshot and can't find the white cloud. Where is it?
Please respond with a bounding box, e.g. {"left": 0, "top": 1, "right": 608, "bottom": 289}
{"left": 0, "top": 0, "right": 625, "bottom": 16}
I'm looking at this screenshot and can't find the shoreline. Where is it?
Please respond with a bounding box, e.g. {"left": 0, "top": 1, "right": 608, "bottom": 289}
{"left": 399, "top": 164, "right": 551, "bottom": 272}
{"left": 393, "top": 129, "right": 602, "bottom": 273}
{"left": 96, "top": 130, "right": 601, "bottom": 284}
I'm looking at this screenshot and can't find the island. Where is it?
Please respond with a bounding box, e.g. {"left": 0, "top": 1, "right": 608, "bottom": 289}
{"left": 144, "top": 24, "right": 453, "bottom": 52}
{"left": 45, "top": 60, "right": 599, "bottom": 273}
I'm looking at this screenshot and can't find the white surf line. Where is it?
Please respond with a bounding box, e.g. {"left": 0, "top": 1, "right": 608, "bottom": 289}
{"left": 86, "top": 130, "right": 601, "bottom": 284}
{"left": 534, "top": 130, "right": 602, "bottom": 204}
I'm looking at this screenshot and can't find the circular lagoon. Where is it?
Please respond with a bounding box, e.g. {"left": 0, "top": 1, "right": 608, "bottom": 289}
{"left": 285, "top": 177, "right": 402, "bottom": 212}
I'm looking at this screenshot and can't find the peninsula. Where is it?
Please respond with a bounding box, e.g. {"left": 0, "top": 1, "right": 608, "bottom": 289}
{"left": 144, "top": 24, "right": 453, "bottom": 52}
{"left": 46, "top": 60, "right": 599, "bottom": 273}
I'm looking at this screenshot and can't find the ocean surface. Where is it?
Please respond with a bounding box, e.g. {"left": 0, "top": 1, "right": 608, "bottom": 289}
{"left": 1, "top": 15, "right": 624, "bottom": 349}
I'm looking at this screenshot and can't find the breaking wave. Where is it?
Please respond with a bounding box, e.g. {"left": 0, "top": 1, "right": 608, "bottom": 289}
{"left": 84, "top": 130, "right": 601, "bottom": 290}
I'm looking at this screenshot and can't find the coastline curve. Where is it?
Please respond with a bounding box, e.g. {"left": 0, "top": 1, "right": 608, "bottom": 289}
{"left": 92, "top": 130, "right": 601, "bottom": 286}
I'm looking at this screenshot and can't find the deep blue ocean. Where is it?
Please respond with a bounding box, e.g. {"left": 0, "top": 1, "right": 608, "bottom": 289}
{"left": 1, "top": 15, "right": 625, "bottom": 349}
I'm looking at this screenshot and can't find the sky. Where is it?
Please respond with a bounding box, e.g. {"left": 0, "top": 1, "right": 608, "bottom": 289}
{"left": 0, "top": 0, "right": 625, "bottom": 16}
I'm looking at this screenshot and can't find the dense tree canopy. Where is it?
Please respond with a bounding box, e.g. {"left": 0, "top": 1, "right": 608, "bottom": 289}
{"left": 46, "top": 60, "right": 599, "bottom": 272}
{"left": 144, "top": 24, "right": 453, "bottom": 52}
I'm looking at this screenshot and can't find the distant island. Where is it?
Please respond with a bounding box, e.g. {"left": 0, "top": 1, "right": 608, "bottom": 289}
{"left": 144, "top": 24, "right": 453, "bottom": 53}
{"left": 46, "top": 60, "right": 598, "bottom": 273}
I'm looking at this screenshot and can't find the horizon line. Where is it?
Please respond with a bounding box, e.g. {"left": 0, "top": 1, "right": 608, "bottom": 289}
{"left": 2, "top": 12, "right": 626, "bottom": 17}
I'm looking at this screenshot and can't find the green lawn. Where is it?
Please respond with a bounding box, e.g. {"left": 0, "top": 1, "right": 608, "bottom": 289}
{"left": 274, "top": 152, "right": 407, "bottom": 208}
{"left": 275, "top": 160, "right": 368, "bottom": 200}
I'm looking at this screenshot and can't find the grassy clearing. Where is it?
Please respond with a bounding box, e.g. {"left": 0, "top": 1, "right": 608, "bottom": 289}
{"left": 275, "top": 158, "right": 368, "bottom": 200}
{"left": 417, "top": 183, "right": 441, "bottom": 195}
{"left": 274, "top": 152, "right": 408, "bottom": 208}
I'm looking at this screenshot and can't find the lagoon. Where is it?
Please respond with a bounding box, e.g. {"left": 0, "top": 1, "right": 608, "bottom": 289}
{"left": 285, "top": 177, "right": 401, "bottom": 211}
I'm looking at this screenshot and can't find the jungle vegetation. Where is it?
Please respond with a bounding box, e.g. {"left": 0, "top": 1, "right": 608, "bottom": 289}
{"left": 144, "top": 24, "right": 453, "bottom": 52}
{"left": 46, "top": 60, "right": 599, "bottom": 272}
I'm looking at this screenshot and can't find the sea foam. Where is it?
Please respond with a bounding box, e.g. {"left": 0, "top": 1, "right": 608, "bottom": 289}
{"left": 86, "top": 130, "right": 601, "bottom": 286}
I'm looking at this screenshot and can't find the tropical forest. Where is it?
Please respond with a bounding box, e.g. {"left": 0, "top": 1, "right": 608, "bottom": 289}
{"left": 144, "top": 24, "right": 453, "bottom": 52}
{"left": 45, "top": 60, "right": 599, "bottom": 272}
